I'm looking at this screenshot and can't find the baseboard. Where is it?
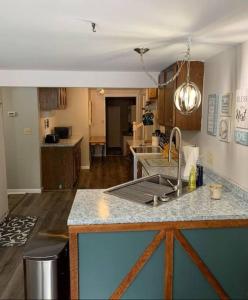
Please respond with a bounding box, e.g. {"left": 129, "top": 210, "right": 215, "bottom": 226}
{"left": 7, "top": 189, "right": 42, "bottom": 195}
{"left": 81, "top": 165, "right": 90, "bottom": 170}
{"left": 0, "top": 211, "right": 8, "bottom": 223}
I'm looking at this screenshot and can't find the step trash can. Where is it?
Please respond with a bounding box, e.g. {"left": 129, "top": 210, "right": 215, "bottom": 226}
{"left": 23, "top": 234, "right": 70, "bottom": 300}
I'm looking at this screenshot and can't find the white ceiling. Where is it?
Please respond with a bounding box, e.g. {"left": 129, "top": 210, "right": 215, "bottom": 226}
{"left": 0, "top": 0, "right": 248, "bottom": 72}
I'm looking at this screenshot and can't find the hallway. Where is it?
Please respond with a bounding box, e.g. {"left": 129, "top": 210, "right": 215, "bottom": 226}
{"left": 78, "top": 156, "right": 132, "bottom": 189}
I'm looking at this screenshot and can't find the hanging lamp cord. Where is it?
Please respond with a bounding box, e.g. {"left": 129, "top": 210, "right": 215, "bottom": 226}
{"left": 139, "top": 38, "right": 192, "bottom": 88}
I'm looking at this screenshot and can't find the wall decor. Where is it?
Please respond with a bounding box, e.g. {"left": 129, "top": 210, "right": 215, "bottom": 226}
{"left": 234, "top": 130, "right": 248, "bottom": 146}
{"left": 207, "top": 94, "right": 219, "bottom": 136}
{"left": 218, "top": 117, "right": 231, "bottom": 142}
{"left": 221, "top": 93, "right": 232, "bottom": 116}
{"left": 235, "top": 89, "right": 248, "bottom": 146}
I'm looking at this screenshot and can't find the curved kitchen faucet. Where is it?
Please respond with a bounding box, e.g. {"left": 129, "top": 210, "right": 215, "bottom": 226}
{"left": 168, "top": 127, "right": 183, "bottom": 196}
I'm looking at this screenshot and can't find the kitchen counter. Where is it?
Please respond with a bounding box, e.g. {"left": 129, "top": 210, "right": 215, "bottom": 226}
{"left": 68, "top": 170, "right": 248, "bottom": 226}
{"left": 41, "top": 135, "right": 83, "bottom": 147}
{"left": 68, "top": 170, "right": 248, "bottom": 300}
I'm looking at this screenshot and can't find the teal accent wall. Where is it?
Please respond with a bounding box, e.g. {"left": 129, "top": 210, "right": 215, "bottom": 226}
{"left": 122, "top": 241, "right": 164, "bottom": 299}
{"left": 181, "top": 228, "right": 248, "bottom": 299}
{"left": 173, "top": 239, "right": 217, "bottom": 299}
{"left": 78, "top": 227, "right": 248, "bottom": 299}
{"left": 78, "top": 231, "right": 163, "bottom": 300}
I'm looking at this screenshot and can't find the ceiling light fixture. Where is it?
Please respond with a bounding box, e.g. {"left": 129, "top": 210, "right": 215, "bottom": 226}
{"left": 91, "top": 22, "right": 96, "bottom": 33}
{"left": 134, "top": 38, "right": 201, "bottom": 115}
{"left": 174, "top": 39, "right": 201, "bottom": 115}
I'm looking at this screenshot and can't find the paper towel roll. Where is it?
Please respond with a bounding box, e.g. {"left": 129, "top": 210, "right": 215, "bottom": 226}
{"left": 183, "top": 145, "right": 199, "bottom": 179}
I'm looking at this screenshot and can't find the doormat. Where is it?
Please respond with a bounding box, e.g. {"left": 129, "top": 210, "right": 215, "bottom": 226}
{"left": 0, "top": 215, "right": 37, "bottom": 247}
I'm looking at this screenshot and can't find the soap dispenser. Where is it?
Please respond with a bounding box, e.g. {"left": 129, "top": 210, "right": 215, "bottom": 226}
{"left": 188, "top": 166, "right": 196, "bottom": 191}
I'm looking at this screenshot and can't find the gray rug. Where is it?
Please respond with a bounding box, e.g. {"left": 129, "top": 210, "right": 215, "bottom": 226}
{"left": 0, "top": 215, "right": 37, "bottom": 247}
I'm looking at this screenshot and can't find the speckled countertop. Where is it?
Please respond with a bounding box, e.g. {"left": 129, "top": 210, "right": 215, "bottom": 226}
{"left": 41, "top": 136, "right": 83, "bottom": 147}
{"left": 68, "top": 170, "right": 248, "bottom": 226}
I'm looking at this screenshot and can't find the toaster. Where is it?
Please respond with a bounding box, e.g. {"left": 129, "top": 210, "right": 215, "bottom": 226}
{"left": 45, "top": 134, "right": 60, "bottom": 144}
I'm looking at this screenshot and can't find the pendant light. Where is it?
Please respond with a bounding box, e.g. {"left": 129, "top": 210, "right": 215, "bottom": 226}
{"left": 174, "top": 41, "right": 201, "bottom": 115}
{"left": 134, "top": 38, "right": 202, "bottom": 115}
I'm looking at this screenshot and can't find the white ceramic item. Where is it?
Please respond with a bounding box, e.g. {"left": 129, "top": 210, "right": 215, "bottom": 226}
{"left": 209, "top": 184, "right": 223, "bottom": 200}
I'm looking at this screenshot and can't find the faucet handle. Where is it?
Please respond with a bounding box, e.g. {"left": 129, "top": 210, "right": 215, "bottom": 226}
{"left": 166, "top": 179, "right": 177, "bottom": 191}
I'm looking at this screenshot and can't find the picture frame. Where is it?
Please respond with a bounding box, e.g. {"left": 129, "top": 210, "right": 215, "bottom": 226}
{"left": 220, "top": 92, "right": 232, "bottom": 116}
{"left": 207, "top": 94, "right": 219, "bottom": 136}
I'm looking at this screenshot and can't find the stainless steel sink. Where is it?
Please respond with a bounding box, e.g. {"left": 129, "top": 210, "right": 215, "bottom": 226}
{"left": 104, "top": 174, "right": 195, "bottom": 207}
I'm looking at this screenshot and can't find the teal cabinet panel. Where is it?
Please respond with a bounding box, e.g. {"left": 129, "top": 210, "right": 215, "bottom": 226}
{"left": 78, "top": 231, "right": 160, "bottom": 300}
{"left": 122, "top": 242, "right": 164, "bottom": 299}
{"left": 182, "top": 228, "right": 248, "bottom": 299}
{"left": 174, "top": 239, "right": 217, "bottom": 299}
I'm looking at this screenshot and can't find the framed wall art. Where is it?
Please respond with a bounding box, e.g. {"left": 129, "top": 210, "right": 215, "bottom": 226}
{"left": 220, "top": 92, "right": 232, "bottom": 116}
{"left": 235, "top": 89, "right": 248, "bottom": 146}
{"left": 207, "top": 94, "right": 219, "bottom": 136}
{"left": 218, "top": 117, "right": 231, "bottom": 143}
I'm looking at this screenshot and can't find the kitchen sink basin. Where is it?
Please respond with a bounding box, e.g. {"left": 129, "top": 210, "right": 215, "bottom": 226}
{"left": 104, "top": 174, "right": 195, "bottom": 207}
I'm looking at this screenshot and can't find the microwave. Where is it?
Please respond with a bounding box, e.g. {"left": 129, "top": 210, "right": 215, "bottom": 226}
{"left": 54, "top": 126, "right": 72, "bottom": 139}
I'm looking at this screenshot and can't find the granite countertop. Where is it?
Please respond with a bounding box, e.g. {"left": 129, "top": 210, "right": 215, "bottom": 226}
{"left": 68, "top": 170, "right": 248, "bottom": 226}
{"left": 41, "top": 136, "right": 83, "bottom": 147}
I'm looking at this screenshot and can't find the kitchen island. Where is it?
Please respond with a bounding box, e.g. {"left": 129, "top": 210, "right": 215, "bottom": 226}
{"left": 68, "top": 170, "right": 248, "bottom": 300}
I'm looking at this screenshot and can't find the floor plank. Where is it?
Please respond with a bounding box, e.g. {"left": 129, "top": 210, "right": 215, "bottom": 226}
{"left": 0, "top": 191, "right": 76, "bottom": 300}
{"left": 78, "top": 156, "right": 132, "bottom": 189}
{"left": 0, "top": 156, "right": 131, "bottom": 299}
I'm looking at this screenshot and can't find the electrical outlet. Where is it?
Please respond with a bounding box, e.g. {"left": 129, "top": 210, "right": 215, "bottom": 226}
{"left": 24, "top": 128, "right": 32, "bottom": 135}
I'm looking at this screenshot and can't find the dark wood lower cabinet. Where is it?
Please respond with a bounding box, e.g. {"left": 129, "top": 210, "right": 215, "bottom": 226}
{"left": 41, "top": 140, "right": 82, "bottom": 190}
{"left": 137, "top": 160, "right": 142, "bottom": 179}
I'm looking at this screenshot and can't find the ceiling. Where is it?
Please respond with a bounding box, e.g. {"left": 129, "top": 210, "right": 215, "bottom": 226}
{"left": 0, "top": 0, "right": 248, "bottom": 72}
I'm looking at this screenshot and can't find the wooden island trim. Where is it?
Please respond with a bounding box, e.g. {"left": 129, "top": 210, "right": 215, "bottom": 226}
{"left": 69, "top": 219, "right": 248, "bottom": 300}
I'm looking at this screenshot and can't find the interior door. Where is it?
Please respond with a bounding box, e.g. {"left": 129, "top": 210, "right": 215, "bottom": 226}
{"left": 107, "top": 106, "right": 121, "bottom": 147}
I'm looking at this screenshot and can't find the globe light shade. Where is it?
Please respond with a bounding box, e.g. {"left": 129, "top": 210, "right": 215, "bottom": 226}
{"left": 174, "top": 81, "right": 201, "bottom": 115}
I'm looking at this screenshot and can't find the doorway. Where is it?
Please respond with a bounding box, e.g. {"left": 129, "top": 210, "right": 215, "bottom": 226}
{"left": 105, "top": 97, "right": 136, "bottom": 155}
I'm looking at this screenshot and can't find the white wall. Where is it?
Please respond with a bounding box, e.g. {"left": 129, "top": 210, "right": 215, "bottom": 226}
{"left": 191, "top": 41, "right": 248, "bottom": 191}
{"left": 1, "top": 88, "right": 41, "bottom": 192}
{"left": 51, "top": 88, "right": 90, "bottom": 168}
{"left": 0, "top": 71, "right": 158, "bottom": 88}
{"left": 0, "top": 94, "right": 8, "bottom": 220}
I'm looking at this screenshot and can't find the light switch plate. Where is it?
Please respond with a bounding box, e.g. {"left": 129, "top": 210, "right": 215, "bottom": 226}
{"left": 8, "top": 111, "right": 18, "bottom": 117}
{"left": 24, "top": 128, "right": 32, "bottom": 135}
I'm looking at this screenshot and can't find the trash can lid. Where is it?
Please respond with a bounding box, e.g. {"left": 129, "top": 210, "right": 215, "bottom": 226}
{"left": 23, "top": 236, "right": 68, "bottom": 260}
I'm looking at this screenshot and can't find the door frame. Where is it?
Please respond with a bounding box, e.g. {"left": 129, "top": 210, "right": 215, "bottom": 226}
{"left": 104, "top": 95, "right": 138, "bottom": 155}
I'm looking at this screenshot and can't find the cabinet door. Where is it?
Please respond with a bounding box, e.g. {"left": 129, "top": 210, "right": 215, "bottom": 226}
{"left": 175, "top": 61, "right": 204, "bottom": 130}
{"left": 157, "top": 71, "right": 165, "bottom": 125}
{"left": 39, "top": 88, "right": 58, "bottom": 111}
{"left": 157, "top": 87, "right": 165, "bottom": 125}
{"left": 164, "top": 64, "right": 176, "bottom": 128}
{"left": 137, "top": 160, "right": 142, "bottom": 179}
{"left": 148, "top": 88, "right": 157, "bottom": 99}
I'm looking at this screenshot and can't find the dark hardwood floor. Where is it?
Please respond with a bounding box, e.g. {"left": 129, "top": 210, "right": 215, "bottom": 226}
{"left": 78, "top": 156, "right": 132, "bottom": 189}
{"left": 0, "top": 191, "right": 76, "bottom": 300}
{"left": 0, "top": 156, "right": 131, "bottom": 299}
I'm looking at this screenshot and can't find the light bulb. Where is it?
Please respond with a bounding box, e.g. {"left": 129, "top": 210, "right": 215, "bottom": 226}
{"left": 174, "top": 82, "right": 201, "bottom": 115}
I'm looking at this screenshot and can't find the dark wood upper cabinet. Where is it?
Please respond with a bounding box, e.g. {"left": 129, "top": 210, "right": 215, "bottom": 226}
{"left": 157, "top": 61, "right": 204, "bottom": 130}
{"left": 148, "top": 88, "right": 158, "bottom": 99}
{"left": 158, "top": 71, "right": 165, "bottom": 126}
{"left": 39, "top": 88, "right": 67, "bottom": 111}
